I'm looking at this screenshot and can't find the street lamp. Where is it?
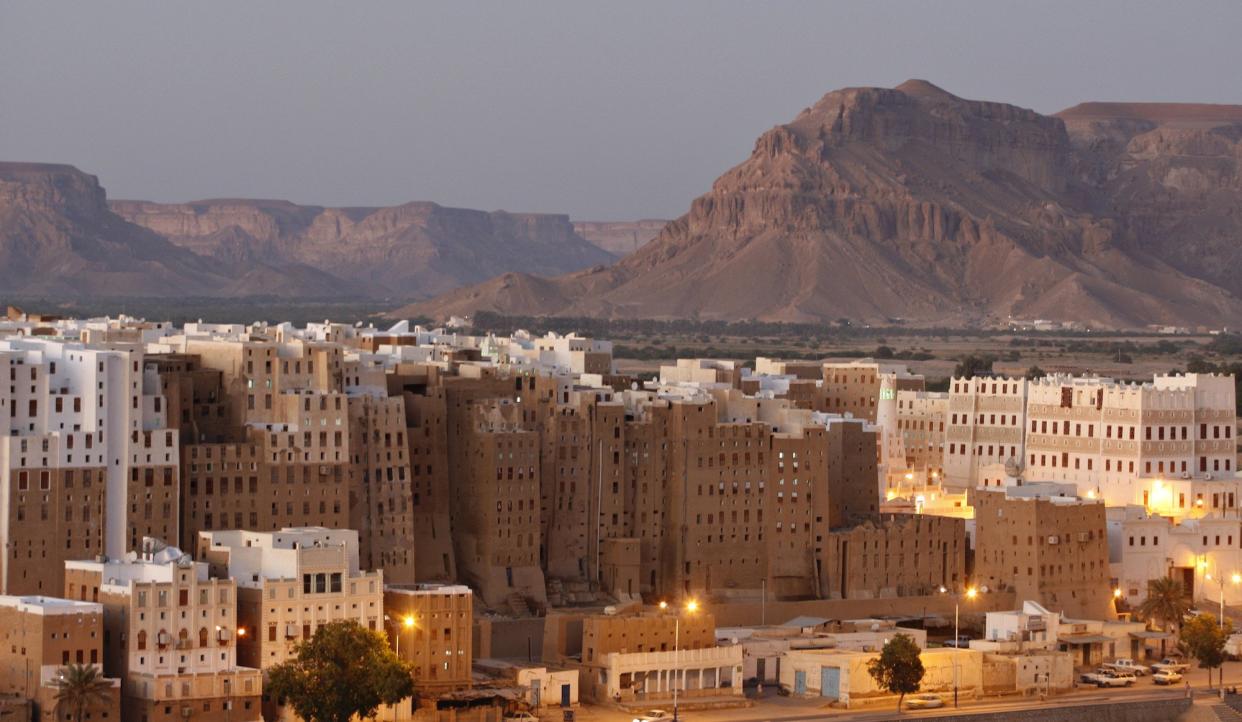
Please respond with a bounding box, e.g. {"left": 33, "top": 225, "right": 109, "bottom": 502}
{"left": 1203, "top": 571, "right": 1240, "bottom": 699}
{"left": 383, "top": 615, "right": 416, "bottom": 722}
{"left": 1202, "top": 572, "right": 1240, "bottom": 628}
{"left": 659, "top": 599, "right": 699, "bottom": 722}
{"left": 940, "top": 585, "right": 978, "bottom": 708}
{"left": 384, "top": 614, "right": 416, "bottom": 656}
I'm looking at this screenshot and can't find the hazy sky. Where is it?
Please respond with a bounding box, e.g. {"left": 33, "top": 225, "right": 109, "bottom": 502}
{"left": 3, "top": 1, "right": 1240, "bottom": 220}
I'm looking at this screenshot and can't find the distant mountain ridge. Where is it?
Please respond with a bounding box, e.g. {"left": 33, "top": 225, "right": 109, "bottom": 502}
{"left": 0, "top": 161, "right": 616, "bottom": 300}
{"left": 110, "top": 198, "right": 616, "bottom": 299}
{"left": 399, "top": 80, "right": 1242, "bottom": 328}
{"left": 572, "top": 220, "right": 667, "bottom": 255}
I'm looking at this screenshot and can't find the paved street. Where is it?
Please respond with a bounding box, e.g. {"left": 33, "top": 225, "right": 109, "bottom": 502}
{"left": 567, "top": 661, "right": 1242, "bottom": 721}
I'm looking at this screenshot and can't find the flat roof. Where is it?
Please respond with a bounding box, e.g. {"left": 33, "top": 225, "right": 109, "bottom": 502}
{"left": 0, "top": 595, "right": 102, "bottom": 616}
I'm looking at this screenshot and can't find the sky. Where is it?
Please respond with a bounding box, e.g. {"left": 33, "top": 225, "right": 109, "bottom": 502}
{"left": 3, "top": 1, "right": 1241, "bottom": 220}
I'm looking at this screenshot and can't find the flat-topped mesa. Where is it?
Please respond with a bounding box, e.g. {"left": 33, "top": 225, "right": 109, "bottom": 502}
{"left": 779, "top": 80, "right": 1071, "bottom": 194}
{"left": 1057, "top": 101, "right": 1242, "bottom": 128}
{"left": 0, "top": 162, "right": 111, "bottom": 220}
{"left": 110, "top": 196, "right": 615, "bottom": 298}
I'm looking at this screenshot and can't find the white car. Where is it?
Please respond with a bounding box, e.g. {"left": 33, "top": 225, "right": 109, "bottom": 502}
{"left": 1152, "top": 670, "right": 1184, "bottom": 685}
{"left": 1094, "top": 670, "right": 1136, "bottom": 688}
{"left": 905, "top": 694, "right": 945, "bottom": 709}
{"left": 1151, "top": 658, "right": 1190, "bottom": 674}
{"left": 1104, "top": 659, "right": 1150, "bottom": 676}
{"left": 633, "top": 711, "right": 674, "bottom": 722}
{"left": 505, "top": 715, "right": 540, "bottom": 722}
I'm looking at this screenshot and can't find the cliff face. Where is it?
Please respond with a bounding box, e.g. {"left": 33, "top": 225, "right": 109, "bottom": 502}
{"left": 111, "top": 199, "right": 616, "bottom": 299}
{"left": 402, "top": 81, "right": 1242, "bottom": 328}
{"left": 1058, "top": 103, "right": 1242, "bottom": 301}
{"left": 0, "top": 163, "right": 228, "bottom": 296}
{"left": 573, "top": 220, "right": 667, "bottom": 255}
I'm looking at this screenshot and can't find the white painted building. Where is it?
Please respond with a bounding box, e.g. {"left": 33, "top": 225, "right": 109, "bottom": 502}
{"left": 1025, "top": 373, "right": 1236, "bottom": 489}
{"left": 944, "top": 376, "right": 1028, "bottom": 490}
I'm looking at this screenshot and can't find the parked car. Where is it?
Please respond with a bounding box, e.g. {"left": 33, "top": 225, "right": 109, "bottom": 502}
{"left": 633, "top": 711, "right": 674, "bottom": 722}
{"left": 942, "top": 636, "right": 972, "bottom": 648}
{"left": 1151, "top": 658, "right": 1190, "bottom": 674}
{"left": 905, "top": 694, "right": 945, "bottom": 709}
{"left": 505, "top": 714, "right": 541, "bottom": 722}
{"left": 1103, "top": 659, "right": 1150, "bottom": 676}
{"left": 1153, "top": 670, "right": 1184, "bottom": 685}
{"left": 1094, "top": 670, "right": 1137, "bottom": 688}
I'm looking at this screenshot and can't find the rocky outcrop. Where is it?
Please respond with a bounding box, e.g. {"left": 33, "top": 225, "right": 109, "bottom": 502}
{"left": 0, "top": 163, "right": 227, "bottom": 297}
{"left": 573, "top": 220, "right": 667, "bottom": 255}
{"left": 401, "top": 81, "right": 1242, "bottom": 328}
{"left": 111, "top": 199, "right": 616, "bottom": 299}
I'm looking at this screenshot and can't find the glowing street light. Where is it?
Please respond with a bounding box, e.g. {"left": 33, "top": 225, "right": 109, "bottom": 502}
{"left": 658, "top": 599, "right": 700, "bottom": 722}
{"left": 940, "top": 585, "right": 979, "bottom": 708}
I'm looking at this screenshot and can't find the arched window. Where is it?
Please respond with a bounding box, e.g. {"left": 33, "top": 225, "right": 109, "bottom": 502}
{"left": 137, "top": 630, "right": 147, "bottom": 651}
{"left": 199, "top": 627, "right": 209, "bottom": 648}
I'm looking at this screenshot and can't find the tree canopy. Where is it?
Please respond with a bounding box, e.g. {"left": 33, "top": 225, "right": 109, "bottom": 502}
{"left": 51, "top": 663, "right": 113, "bottom": 722}
{"left": 953, "top": 354, "right": 994, "bottom": 379}
{"left": 266, "top": 620, "right": 415, "bottom": 722}
{"left": 867, "top": 633, "right": 925, "bottom": 710}
{"left": 1181, "top": 613, "right": 1231, "bottom": 688}
{"left": 1137, "top": 577, "right": 1190, "bottom": 636}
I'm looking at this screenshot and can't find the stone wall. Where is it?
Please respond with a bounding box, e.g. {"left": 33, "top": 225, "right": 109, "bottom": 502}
{"left": 704, "top": 591, "right": 1017, "bottom": 627}
{"left": 852, "top": 697, "right": 1190, "bottom": 722}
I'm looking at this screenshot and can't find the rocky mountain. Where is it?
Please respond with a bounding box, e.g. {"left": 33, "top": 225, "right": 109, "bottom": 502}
{"left": 400, "top": 81, "right": 1242, "bottom": 328}
{"left": 0, "top": 163, "right": 286, "bottom": 297}
{"left": 0, "top": 161, "right": 617, "bottom": 301}
{"left": 111, "top": 199, "right": 616, "bottom": 299}
{"left": 573, "top": 220, "right": 667, "bottom": 255}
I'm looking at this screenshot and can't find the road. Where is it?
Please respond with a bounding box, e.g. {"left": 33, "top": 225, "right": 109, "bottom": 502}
{"left": 570, "top": 661, "right": 1241, "bottom": 722}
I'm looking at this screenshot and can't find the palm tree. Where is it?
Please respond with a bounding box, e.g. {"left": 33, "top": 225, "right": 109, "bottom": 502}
{"left": 1138, "top": 577, "right": 1191, "bottom": 656}
{"left": 51, "top": 663, "right": 112, "bottom": 722}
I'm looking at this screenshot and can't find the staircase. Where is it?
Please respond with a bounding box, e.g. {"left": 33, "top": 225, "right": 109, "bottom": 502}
{"left": 507, "top": 592, "right": 533, "bottom": 618}
{"left": 1209, "top": 702, "right": 1242, "bottom": 722}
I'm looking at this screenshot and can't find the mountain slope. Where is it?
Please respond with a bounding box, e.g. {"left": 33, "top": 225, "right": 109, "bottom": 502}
{"left": 111, "top": 199, "right": 616, "bottom": 299}
{"left": 399, "top": 81, "right": 1242, "bottom": 328}
{"left": 0, "top": 163, "right": 364, "bottom": 298}
{"left": 0, "top": 163, "right": 227, "bottom": 297}
{"left": 573, "top": 220, "right": 667, "bottom": 255}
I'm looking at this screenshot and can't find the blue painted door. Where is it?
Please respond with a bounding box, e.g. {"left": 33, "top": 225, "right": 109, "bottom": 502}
{"left": 561, "top": 683, "right": 571, "bottom": 707}
{"left": 820, "top": 667, "right": 840, "bottom": 699}
{"left": 794, "top": 670, "right": 807, "bottom": 695}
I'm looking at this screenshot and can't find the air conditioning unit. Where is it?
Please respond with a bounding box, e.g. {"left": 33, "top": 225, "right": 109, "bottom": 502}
{"left": 1206, "top": 473, "right": 1214, "bottom": 481}
{"left": 1047, "top": 536, "right": 1059, "bottom": 545}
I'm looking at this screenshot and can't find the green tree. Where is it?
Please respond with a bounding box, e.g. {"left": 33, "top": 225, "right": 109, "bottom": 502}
{"left": 1137, "top": 577, "right": 1191, "bottom": 648}
{"left": 1181, "top": 613, "right": 1231, "bottom": 689}
{"left": 1024, "top": 365, "right": 1047, "bottom": 380}
{"left": 51, "top": 663, "right": 113, "bottom": 722}
{"left": 266, "top": 620, "right": 415, "bottom": 722}
{"left": 867, "top": 633, "right": 925, "bottom": 711}
{"left": 953, "top": 354, "right": 994, "bottom": 379}
{"left": 875, "top": 345, "right": 895, "bottom": 359}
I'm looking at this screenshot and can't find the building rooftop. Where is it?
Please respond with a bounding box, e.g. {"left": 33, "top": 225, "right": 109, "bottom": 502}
{"left": 0, "top": 595, "right": 102, "bottom": 615}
